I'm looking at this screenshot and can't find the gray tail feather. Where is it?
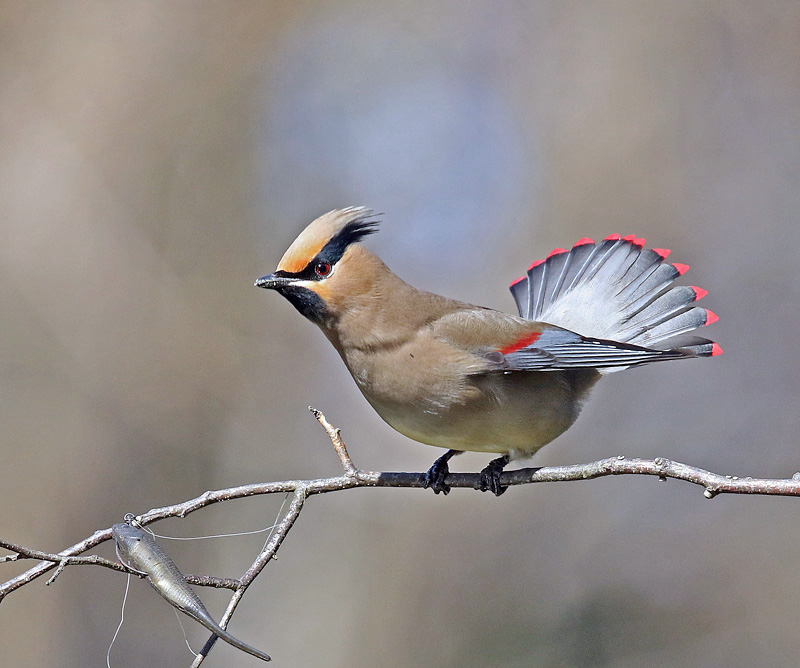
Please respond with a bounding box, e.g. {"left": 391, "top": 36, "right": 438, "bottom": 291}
{"left": 510, "top": 235, "right": 721, "bottom": 368}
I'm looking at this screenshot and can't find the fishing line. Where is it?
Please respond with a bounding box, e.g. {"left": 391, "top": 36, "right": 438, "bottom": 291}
{"left": 106, "top": 572, "right": 131, "bottom": 668}
{"left": 174, "top": 608, "right": 198, "bottom": 657}
{"left": 126, "top": 495, "right": 290, "bottom": 542}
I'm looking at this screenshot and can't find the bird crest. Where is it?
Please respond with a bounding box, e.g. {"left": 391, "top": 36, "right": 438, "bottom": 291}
{"left": 277, "top": 207, "right": 379, "bottom": 274}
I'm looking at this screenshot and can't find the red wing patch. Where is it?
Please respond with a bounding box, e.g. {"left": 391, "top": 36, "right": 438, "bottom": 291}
{"left": 499, "top": 331, "right": 541, "bottom": 355}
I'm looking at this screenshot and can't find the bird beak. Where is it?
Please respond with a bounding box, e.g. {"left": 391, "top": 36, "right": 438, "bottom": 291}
{"left": 254, "top": 272, "right": 294, "bottom": 290}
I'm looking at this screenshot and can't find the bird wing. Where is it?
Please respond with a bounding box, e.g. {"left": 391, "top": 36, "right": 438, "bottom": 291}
{"left": 502, "top": 327, "right": 690, "bottom": 370}
{"left": 431, "top": 308, "right": 690, "bottom": 372}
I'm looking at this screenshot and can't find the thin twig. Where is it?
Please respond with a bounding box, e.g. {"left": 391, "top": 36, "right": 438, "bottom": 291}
{"left": 190, "top": 487, "right": 308, "bottom": 666}
{"left": 3, "top": 455, "right": 799, "bottom": 601}
{"left": 3, "top": 409, "right": 800, "bottom": 661}
{"left": 0, "top": 538, "right": 239, "bottom": 590}
{"left": 309, "top": 407, "right": 361, "bottom": 478}
{"left": 181, "top": 574, "right": 241, "bottom": 591}
{"left": 0, "top": 539, "right": 123, "bottom": 571}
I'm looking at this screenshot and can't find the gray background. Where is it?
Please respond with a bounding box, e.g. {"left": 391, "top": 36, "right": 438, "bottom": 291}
{"left": 1, "top": 2, "right": 799, "bottom": 666}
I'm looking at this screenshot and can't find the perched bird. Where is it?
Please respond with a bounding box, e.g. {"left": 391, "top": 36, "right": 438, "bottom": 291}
{"left": 256, "top": 208, "right": 720, "bottom": 495}
{"left": 112, "top": 523, "right": 271, "bottom": 662}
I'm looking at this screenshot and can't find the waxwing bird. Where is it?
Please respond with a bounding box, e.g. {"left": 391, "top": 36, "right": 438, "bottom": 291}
{"left": 256, "top": 208, "right": 721, "bottom": 495}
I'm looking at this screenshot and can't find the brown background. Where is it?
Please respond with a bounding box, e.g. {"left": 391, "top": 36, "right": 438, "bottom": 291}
{"left": 1, "top": 2, "right": 799, "bottom": 666}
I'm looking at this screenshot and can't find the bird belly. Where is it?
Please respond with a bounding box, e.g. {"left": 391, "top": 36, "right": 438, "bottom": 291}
{"left": 354, "top": 360, "right": 600, "bottom": 456}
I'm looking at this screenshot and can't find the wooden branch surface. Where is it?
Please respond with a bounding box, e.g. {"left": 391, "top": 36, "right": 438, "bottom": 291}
{"left": 2, "top": 408, "right": 799, "bottom": 663}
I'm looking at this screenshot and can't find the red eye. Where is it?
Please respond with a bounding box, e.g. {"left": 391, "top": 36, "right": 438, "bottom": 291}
{"left": 314, "top": 261, "right": 332, "bottom": 277}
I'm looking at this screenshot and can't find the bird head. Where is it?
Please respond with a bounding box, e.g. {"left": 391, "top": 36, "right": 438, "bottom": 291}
{"left": 255, "top": 207, "right": 382, "bottom": 327}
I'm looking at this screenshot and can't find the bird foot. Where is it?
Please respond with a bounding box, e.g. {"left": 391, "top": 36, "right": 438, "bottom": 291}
{"left": 479, "top": 455, "right": 511, "bottom": 496}
{"left": 423, "top": 449, "right": 462, "bottom": 495}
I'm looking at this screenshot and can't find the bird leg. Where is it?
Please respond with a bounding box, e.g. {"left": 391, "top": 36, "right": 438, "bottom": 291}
{"left": 479, "top": 454, "right": 511, "bottom": 496}
{"left": 423, "top": 449, "right": 463, "bottom": 495}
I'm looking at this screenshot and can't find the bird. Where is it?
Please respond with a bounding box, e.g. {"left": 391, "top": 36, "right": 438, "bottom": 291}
{"left": 255, "top": 207, "right": 720, "bottom": 496}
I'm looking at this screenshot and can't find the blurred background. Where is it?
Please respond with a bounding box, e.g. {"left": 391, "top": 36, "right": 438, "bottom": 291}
{"left": 1, "top": 1, "right": 799, "bottom": 666}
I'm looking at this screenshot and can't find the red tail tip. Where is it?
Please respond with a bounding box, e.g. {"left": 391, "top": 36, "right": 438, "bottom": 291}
{"left": 652, "top": 248, "right": 671, "bottom": 259}
{"left": 672, "top": 263, "right": 690, "bottom": 275}
{"left": 547, "top": 247, "right": 568, "bottom": 258}
{"left": 604, "top": 233, "right": 621, "bottom": 241}
{"left": 691, "top": 286, "right": 708, "bottom": 301}
{"left": 633, "top": 237, "right": 646, "bottom": 247}
{"left": 574, "top": 237, "right": 594, "bottom": 246}
{"left": 528, "top": 259, "right": 545, "bottom": 270}
{"left": 705, "top": 310, "right": 719, "bottom": 326}
{"left": 622, "top": 234, "right": 637, "bottom": 242}
{"left": 510, "top": 275, "right": 526, "bottom": 287}
{"left": 711, "top": 342, "right": 723, "bottom": 356}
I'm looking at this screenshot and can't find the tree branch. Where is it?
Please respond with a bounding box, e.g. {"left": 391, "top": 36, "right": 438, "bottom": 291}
{"left": 190, "top": 486, "right": 308, "bottom": 666}
{"left": 0, "top": 537, "right": 241, "bottom": 590}
{"left": 2, "top": 408, "right": 800, "bottom": 663}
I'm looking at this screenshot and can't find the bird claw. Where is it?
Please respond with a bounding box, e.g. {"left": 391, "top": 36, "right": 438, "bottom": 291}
{"left": 423, "top": 449, "right": 462, "bottom": 495}
{"left": 423, "top": 459, "right": 451, "bottom": 495}
{"left": 479, "top": 455, "right": 510, "bottom": 496}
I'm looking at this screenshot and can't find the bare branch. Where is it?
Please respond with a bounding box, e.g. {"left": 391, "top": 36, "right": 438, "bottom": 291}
{"left": 1, "top": 527, "right": 114, "bottom": 600}
{"left": 0, "top": 539, "right": 123, "bottom": 571}
{"left": 190, "top": 487, "right": 308, "bottom": 666}
{"left": 0, "top": 537, "right": 242, "bottom": 592}
{"left": 3, "top": 408, "right": 800, "bottom": 662}
{"left": 310, "top": 406, "right": 360, "bottom": 478}
{"left": 182, "top": 574, "right": 241, "bottom": 591}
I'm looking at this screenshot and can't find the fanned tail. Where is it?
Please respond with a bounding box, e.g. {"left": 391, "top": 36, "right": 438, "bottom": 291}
{"left": 509, "top": 235, "right": 721, "bottom": 372}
